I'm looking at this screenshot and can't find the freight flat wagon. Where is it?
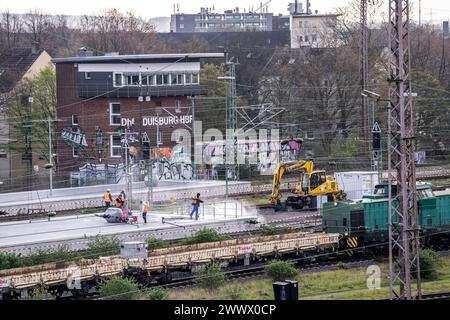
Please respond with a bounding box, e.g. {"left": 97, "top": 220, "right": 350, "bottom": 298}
{"left": 0, "top": 232, "right": 339, "bottom": 299}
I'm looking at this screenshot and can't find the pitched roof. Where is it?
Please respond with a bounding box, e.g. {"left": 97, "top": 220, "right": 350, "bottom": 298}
{"left": 0, "top": 48, "right": 45, "bottom": 94}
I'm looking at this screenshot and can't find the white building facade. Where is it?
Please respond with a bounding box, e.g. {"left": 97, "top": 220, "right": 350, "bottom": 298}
{"left": 290, "top": 14, "right": 339, "bottom": 49}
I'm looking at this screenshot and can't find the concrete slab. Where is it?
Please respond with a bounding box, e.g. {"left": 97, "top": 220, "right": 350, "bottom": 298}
{"left": 0, "top": 200, "right": 259, "bottom": 255}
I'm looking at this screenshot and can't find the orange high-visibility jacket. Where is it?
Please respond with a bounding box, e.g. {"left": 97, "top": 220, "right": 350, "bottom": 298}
{"left": 104, "top": 192, "right": 112, "bottom": 202}
{"left": 142, "top": 204, "right": 148, "bottom": 213}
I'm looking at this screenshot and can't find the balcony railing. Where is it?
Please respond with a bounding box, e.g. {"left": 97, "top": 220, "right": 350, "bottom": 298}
{"left": 78, "top": 84, "right": 206, "bottom": 99}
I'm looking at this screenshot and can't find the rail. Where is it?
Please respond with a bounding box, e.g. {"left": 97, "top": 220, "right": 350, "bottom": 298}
{"left": 0, "top": 232, "right": 339, "bottom": 292}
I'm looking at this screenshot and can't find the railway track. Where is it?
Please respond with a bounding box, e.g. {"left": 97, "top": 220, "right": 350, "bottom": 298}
{"left": 66, "top": 257, "right": 378, "bottom": 300}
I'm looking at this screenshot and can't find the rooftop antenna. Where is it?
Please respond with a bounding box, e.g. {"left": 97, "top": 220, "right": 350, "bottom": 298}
{"left": 177, "top": 3, "right": 180, "bottom": 14}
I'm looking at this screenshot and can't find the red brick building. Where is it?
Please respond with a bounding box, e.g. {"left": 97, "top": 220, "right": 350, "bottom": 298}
{"left": 52, "top": 52, "right": 224, "bottom": 174}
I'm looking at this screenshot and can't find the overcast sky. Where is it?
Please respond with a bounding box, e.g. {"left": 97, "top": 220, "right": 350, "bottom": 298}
{"left": 0, "top": 0, "right": 449, "bottom": 23}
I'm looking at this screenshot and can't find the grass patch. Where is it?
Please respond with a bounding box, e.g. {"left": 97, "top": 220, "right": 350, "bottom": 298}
{"left": 168, "top": 256, "right": 450, "bottom": 300}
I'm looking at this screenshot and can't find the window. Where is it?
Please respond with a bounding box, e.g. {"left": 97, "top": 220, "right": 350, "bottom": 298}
{"left": 157, "top": 131, "right": 163, "bottom": 145}
{"left": 109, "top": 103, "right": 121, "bottom": 125}
{"left": 141, "top": 74, "right": 154, "bottom": 86}
{"left": 85, "top": 72, "right": 91, "bottom": 80}
{"left": 156, "top": 74, "right": 169, "bottom": 86}
{"left": 312, "top": 34, "right": 317, "bottom": 42}
{"left": 299, "top": 36, "right": 303, "bottom": 42}
{"left": 73, "top": 147, "right": 79, "bottom": 158}
{"left": 305, "top": 35, "right": 309, "bottom": 42}
{"left": 171, "top": 74, "right": 178, "bottom": 85}
{"left": 180, "top": 16, "right": 184, "bottom": 21}
{"left": 110, "top": 134, "right": 122, "bottom": 158}
{"left": 125, "top": 74, "right": 140, "bottom": 86}
{"left": 175, "top": 100, "right": 182, "bottom": 113}
{"left": 185, "top": 73, "right": 192, "bottom": 84}
{"left": 192, "top": 73, "right": 199, "bottom": 84}
{"left": 72, "top": 114, "right": 79, "bottom": 126}
{"left": 177, "top": 74, "right": 184, "bottom": 85}
{"left": 299, "top": 21, "right": 303, "bottom": 28}
{"left": 114, "top": 73, "right": 123, "bottom": 87}
{"left": 180, "top": 24, "right": 185, "bottom": 29}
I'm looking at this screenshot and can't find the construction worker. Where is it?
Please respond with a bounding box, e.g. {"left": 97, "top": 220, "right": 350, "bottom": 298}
{"left": 114, "top": 197, "right": 122, "bottom": 208}
{"left": 119, "top": 190, "right": 126, "bottom": 209}
{"left": 190, "top": 193, "right": 204, "bottom": 220}
{"left": 104, "top": 189, "right": 113, "bottom": 209}
{"left": 141, "top": 200, "right": 148, "bottom": 224}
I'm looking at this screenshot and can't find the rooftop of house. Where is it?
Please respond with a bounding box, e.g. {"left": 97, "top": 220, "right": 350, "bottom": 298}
{"left": 0, "top": 47, "right": 45, "bottom": 94}
{"left": 52, "top": 52, "right": 225, "bottom": 64}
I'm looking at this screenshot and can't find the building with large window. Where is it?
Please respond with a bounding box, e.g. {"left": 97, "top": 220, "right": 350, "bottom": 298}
{"left": 290, "top": 13, "right": 339, "bottom": 48}
{"left": 171, "top": 7, "right": 273, "bottom": 33}
{"left": 53, "top": 52, "right": 224, "bottom": 174}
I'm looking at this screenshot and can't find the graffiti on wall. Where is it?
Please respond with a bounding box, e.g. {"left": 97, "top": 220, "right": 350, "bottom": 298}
{"left": 61, "top": 127, "right": 88, "bottom": 148}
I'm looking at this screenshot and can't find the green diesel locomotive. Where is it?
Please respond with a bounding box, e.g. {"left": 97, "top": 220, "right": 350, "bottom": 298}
{"left": 322, "top": 182, "right": 450, "bottom": 253}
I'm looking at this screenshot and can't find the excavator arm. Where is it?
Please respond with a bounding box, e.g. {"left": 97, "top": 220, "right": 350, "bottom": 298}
{"left": 270, "top": 160, "right": 314, "bottom": 205}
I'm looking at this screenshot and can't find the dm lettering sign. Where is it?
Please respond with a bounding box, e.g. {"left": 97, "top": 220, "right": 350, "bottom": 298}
{"left": 61, "top": 127, "right": 88, "bottom": 148}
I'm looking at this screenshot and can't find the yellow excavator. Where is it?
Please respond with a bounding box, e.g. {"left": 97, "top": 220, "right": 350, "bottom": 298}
{"left": 270, "top": 160, "right": 346, "bottom": 210}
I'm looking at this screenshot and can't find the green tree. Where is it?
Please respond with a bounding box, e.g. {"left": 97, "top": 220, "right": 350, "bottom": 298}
{"left": 265, "top": 260, "right": 298, "bottom": 281}
{"left": 413, "top": 70, "right": 450, "bottom": 161}
{"left": 5, "top": 64, "right": 56, "bottom": 168}
{"left": 98, "top": 276, "right": 140, "bottom": 300}
{"left": 194, "top": 262, "right": 226, "bottom": 293}
{"left": 196, "top": 63, "right": 228, "bottom": 132}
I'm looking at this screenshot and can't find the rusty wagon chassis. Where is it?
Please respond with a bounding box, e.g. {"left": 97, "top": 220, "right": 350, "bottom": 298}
{"left": 0, "top": 232, "right": 339, "bottom": 299}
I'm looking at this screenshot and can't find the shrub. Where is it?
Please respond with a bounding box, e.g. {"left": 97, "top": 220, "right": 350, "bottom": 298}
{"left": 85, "top": 235, "right": 120, "bottom": 258}
{"left": 20, "top": 287, "right": 55, "bottom": 300}
{"left": 145, "top": 287, "right": 168, "bottom": 300}
{"left": 265, "top": 260, "right": 298, "bottom": 281}
{"left": 181, "top": 228, "right": 230, "bottom": 245}
{"left": 225, "top": 285, "right": 245, "bottom": 300}
{"left": 0, "top": 252, "right": 22, "bottom": 270}
{"left": 416, "top": 249, "right": 440, "bottom": 281}
{"left": 259, "top": 226, "right": 294, "bottom": 236}
{"left": 194, "top": 262, "right": 226, "bottom": 292}
{"left": 22, "top": 246, "right": 78, "bottom": 266}
{"left": 146, "top": 238, "right": 168, "bottom": 251}
{"left": 98, "top": 276, "right": 140, "bottom": 300}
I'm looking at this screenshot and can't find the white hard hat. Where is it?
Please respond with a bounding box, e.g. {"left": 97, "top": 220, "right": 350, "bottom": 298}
{"left": 107, "top": 189, "right": 110, "bottom": 192}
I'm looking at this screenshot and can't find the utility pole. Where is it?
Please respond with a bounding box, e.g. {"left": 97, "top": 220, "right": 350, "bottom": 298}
{"left": 218, "top": 53, "right": 239, "bottom": 202}
{"left": 47, "top": 115, "right": 53, "bottom": 197}
{"left": 360, "top": 0, "right": 370, "bottom": 153}
{"left": 189, "top": 96, "right": 197, "bottom": 180}
{"left": 147, "top": 157, "right": 153, "bottom": 212}
{"left": 387, "top": 0, "right": 421, "bottom": 300}
{"left": 121, "top": 125, "right": 139, "bottom": 210}
{"left": 30, "top": 116, "right": 64, "bottom": 198}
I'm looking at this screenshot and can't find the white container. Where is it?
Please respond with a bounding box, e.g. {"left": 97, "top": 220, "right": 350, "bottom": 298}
{"left": 334, "top": 171, "right": 379, "bottom": 200}
{"left": 120, "top": 241, "right": 148, "bottom": 259}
